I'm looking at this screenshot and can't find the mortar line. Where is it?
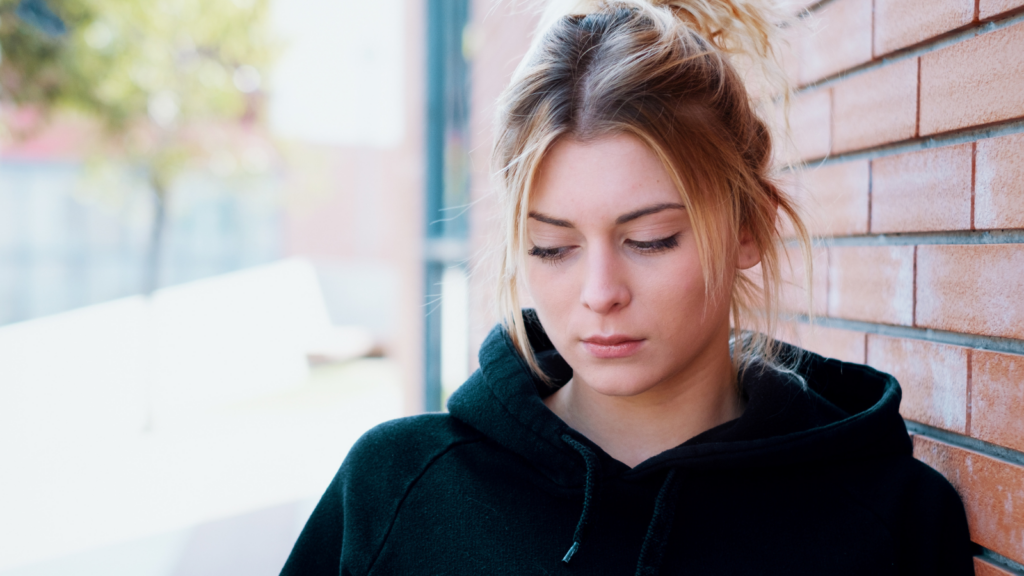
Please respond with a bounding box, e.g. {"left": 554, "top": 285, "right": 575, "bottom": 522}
{"left": 866, "top": 160, "right": 873, "bottom": 233}
{"left": 788, "top": 314, "right": 1024, "bottom": 356}
{"left": 965, "top": 350, "right": 973, "bottom": 437}
{"left": 905, "top": 421, "right": 1024, "bottom": 468}
{"left": 976, "top": 548, "right": 1024, "bottom": 576}
{"left": 793, "top": 229, "right": 1024, "bottom": 247}
{"left": 911, "top": 246, "right": 918, "bottom": 327}
{"left": 792, "top": 116, "right": 1024, "bottom": 169}
{"left": 970, "top": 142, "right": 977, "bottom": 230}
{"left": 870, "top": 0, "right": 877, "bottom": 59}
{"left": 914, "top": 58, "right": 921, "bottom": 138}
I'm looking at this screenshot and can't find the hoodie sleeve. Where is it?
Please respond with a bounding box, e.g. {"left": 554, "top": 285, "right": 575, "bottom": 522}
{"left": 279, "top": 414, "right": 477, "bottom": 576}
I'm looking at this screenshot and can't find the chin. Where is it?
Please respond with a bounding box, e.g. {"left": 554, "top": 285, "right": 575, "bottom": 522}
{"left": 573, "top": 363, "right": 664, "bottom": 397}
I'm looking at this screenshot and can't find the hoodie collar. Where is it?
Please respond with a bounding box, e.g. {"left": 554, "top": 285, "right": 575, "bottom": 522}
{"left": 447, "top": 314, "right": 587, "bottom": 486}
{"left": 447, "top": 311, "right": 912, "bottom": 482}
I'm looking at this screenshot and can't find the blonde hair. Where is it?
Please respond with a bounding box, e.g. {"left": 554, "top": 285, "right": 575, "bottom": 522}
{"left": 492, "top": 0, "right": 812, "bottom": 382}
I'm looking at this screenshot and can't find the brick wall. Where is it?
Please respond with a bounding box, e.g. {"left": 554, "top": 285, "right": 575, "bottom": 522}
{"left": 779, "top": 1, "right": 1024, "bottom": 573}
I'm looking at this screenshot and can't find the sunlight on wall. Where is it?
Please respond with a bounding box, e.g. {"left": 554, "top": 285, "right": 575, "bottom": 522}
{"left": 268, "top": 0, "right": 406, "bottom": 147}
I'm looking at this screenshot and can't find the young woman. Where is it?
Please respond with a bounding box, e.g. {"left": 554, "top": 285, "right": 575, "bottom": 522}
{"left": 281, "top": 1, "right": 973, "bottom": 574}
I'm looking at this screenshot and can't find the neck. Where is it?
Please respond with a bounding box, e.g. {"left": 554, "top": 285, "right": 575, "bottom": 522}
{"left": 543, "top": 327, "right": 743, "bottom": 468}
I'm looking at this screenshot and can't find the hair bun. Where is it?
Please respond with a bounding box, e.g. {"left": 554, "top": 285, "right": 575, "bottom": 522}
{"left": 654, "top": 0, "right": 791, "bottom": 102}
{"left": 536, "top": 0, "right": 791, "bottom": 102}
{"left": 647, "top": 0, "right": 780, "bottom": 56}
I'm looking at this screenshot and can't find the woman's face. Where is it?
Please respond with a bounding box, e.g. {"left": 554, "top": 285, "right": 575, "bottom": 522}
{"left": 524, "top": 133, "right": 758, "bottom": 398}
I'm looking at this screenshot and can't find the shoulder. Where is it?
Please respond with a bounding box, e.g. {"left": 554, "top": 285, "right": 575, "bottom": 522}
{"left": 315, "top": 415, "right": 483, "bottom": 573}
{"left": 894, "top": 456, "right": 974, "bottom": 574}
{"left": 350, "top": 413, "right": 480, "bottom": 452}
{"left": 833, "top": 453, "right": 973, "bottom": 574}
{"left": 343, "top": 413, "right": 484, "bottom": 482}
{"left": 896, "top": 455, "right": 971, "bottom": 533}
{"left": 834, "top": 452, "right": 964, "bottom": 522}
{"left": 900, "top": 455, "right": 962, "bottom": 499}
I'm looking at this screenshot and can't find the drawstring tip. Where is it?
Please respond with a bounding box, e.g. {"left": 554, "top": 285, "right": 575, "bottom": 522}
{"left": 562, "top": 541, "right": 580, "bottom": 564}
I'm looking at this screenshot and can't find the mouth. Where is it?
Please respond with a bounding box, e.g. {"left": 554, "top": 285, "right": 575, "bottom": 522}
{"left": 580, "top": 335, "right": 645, "bottom": 359}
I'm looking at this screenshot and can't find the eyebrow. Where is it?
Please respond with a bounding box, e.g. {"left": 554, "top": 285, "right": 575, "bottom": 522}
{"left": 528, "top": 202, "right": 686, "bottom": 228}
{"left": 614, "top": 202, "right": 686, "bottom": 225}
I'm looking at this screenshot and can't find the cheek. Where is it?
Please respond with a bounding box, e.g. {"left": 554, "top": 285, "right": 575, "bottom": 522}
{"left": 523, "top": 261, "right": 583, "bottom": 354}
{"left": 523, "top": 261, "right": 576, "bottom": 312}
{"left": 639, "top": 251, "right": 708, "bottom": 316}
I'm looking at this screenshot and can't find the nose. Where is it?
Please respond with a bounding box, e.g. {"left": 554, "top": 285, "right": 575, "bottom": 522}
{"left": 580, "top": 243, "right": 631, "bottom": 314}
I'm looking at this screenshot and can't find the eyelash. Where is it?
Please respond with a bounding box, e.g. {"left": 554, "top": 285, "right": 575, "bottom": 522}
{"left": 527, "top": 245, "right": 570, "bottom": 262}
{"left": 627, "top": 234, "right": 679, "bottom": 253}
{"left": 528, "top": 234, "right": 680, "bottom": 262}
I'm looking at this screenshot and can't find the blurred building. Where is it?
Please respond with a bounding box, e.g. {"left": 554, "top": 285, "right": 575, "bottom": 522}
{"left": 0, "top": 0, "right": 433, "bottom": 573}
{"left": 0, "top": 0, "right": 433, "bottom": 412}
{"left": 268, "top": 0, "right": 428, "bottom": 413}
{"left": 0, "top": 142, "right": 282, "bottom": 326}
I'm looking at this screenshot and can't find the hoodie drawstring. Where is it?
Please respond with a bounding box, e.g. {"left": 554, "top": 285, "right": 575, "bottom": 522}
{"left": 561, "top": 434, "right": 598, "bottom": 564}
{"left": 560, "top": 435, "right": 680, "bottom": 575}
{"left": 634, "top": 469, "right": 680, "bottom": 576}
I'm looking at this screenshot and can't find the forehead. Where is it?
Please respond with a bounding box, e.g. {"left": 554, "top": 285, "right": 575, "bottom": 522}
{"left": 530, "top": 133, "right": 682, "bottom": 218}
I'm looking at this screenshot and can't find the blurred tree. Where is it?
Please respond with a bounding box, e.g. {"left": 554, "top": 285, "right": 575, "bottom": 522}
{"left": 0, "top": 0, "right": 276, "bottom": 293}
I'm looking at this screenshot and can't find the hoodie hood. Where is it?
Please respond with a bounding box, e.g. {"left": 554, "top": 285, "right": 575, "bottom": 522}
{"left": 447, "top": 310, "right": 912, "bottom": 484}
{"left": 447, "top": 312, "right": 915, "bottom": 572}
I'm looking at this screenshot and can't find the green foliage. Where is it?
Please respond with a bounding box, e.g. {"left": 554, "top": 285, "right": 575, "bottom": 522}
{"left": 0, "top": 0, "right": 276, "bottom": 192}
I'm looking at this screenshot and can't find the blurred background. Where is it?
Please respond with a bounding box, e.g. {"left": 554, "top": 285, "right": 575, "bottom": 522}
{"left": 0, "top": 0, "right": 539, "bottom": 573}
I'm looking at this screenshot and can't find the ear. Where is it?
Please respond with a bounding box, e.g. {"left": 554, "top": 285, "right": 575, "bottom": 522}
{"left": 736, "top": 228, "right": 761, "bottom": 270}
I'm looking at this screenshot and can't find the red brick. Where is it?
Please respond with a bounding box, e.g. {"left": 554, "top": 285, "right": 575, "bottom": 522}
{"left": 972, "top": 350, "right": 1024, "bottom": 453}
{"left": 914, "top": 436, "right": 1024, "bottom": 565}
{"left": 980, "top": 0, "right": 1024, "bottom": 19}
{"left": 828, "top": 246, "right": 915, "bottom": 325}
{"left": 832, "top": 58, "right": 918, "bottom": 152}
{"left": 916, "top": 245, "right": 1024, "bottom": 340}
{"left": 779, "top": 322, "right": 866, "bottom": 364}
{"left": 785, "top": 89, "right": 831, "bottom": 161}
{"left": 777, "top": 171, "right": 802, "bottom": 238}
{"left": 740, "top": 33, "right": 798, "bottom": 100}
{"left": 780, "top": 29, "right": 801, "bottom": 89}
{"left": 799, "top": 161, "right": 870, "bottom": 236}
{"left": 874, "top": 0, "right": 975, "bottom": 55}
{"left": 870, "top": 144, "right": 973, "bottom": 233}
{"left": 798, "top": 0, "right": 873, "bottom": 84}
{"left": 867, "top": 335, "right": 968, "bottom": 433}
{"left": 976, "top": 132, "right": 1024, "bottom": 229}
{"left": 747, "top": 26, "right": 803, "bottom": 99}
{"left": 920, "top": 24, "right": 1024, "bottom": 135}
{"left": 775, "top": 170, "right": 830, "bottom": 240}
{"left": 780, "top": 247, "right": 828, "bottom": 316}
{"left": 974, "top": 557, "right": 1020, "bottom": 576}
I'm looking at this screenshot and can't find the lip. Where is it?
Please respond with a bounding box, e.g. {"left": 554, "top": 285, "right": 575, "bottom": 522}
{"left": 580, "top": 335, "right": 645, "bottom": 359}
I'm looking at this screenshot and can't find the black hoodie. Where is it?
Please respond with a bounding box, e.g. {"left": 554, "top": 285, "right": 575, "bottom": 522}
{"left": 281, "top": 313, "right": 974, "bottom": 575}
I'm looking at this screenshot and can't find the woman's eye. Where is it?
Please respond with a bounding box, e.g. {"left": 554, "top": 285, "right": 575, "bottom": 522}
{"left": 528, "top": 245, "right": 571, "bottom": 262}
{"left": 626, "top": 234, "right": 679, "bottom": 253}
